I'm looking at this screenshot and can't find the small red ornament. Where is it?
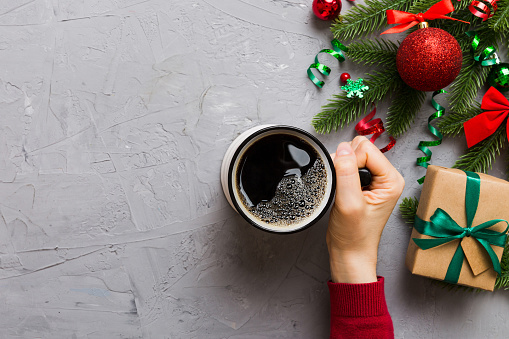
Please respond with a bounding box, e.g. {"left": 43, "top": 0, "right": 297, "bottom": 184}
{"left": 312, "top": 0, "right": 341, "bottom": 20}
{"left": 396, "top": 27, "right": 462, "bottom": 92}
{"left": 340, "top": 72, "right": 351, "bottom": 83}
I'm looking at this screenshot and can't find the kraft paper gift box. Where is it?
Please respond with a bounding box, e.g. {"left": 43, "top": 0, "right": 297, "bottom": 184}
{"left": 406, "top": 165, "right": 509, "bottom": 291}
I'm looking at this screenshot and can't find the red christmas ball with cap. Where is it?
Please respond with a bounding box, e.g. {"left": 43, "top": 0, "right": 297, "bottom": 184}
{"left": 381, "top": 0, "right": 467, "bottom": 92}
{"left": 396, "top": 27, "right": 462, "bottom": 92}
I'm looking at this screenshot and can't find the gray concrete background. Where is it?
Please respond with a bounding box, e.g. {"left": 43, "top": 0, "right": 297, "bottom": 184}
{"left": 0, "top": 0, "right": 508, "bottom": 338}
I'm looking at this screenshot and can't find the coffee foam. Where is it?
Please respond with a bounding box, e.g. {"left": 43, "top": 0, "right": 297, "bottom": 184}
{"left": 239, "top": 158, "right": 327, "bottom": 227}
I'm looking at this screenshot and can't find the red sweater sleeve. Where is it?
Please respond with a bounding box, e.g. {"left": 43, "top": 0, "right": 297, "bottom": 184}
{"left": 328, "top": 276, "right": 394, "bottom": 339}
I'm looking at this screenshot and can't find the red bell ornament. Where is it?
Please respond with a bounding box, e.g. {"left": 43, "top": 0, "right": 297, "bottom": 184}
{"left": 312, "top": 0, "right": 341, "bottom": 21}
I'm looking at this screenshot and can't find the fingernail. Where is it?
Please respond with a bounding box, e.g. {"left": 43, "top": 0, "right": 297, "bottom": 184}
{"left": 336, "top": 143, "right": 353, "bottom": 156}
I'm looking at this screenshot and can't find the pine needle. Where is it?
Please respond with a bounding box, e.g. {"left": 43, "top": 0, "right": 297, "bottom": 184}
{"left": 437, "top": 102, "right": 482, "bottom": 136}
{"left": 448, "top": 57, "right": 491, "bottom": 113}
{"left": 448, "top": 25, "right": 499, "bottom": 113}
{"left": 432, "top": 9, "right": 482, "bottom": 39}
{"left": 408, "top": 0, "right": 443, "bottom": 14}
{"left": 399, "top": 197, "right": 419, "bottom": 224}
{"left": 489, "top": 0, "right": 509, "bottom": 32}
{"left": 453, "top": 127, "right": 505, "bottom": 173}
{"left": 346, "top": 38, "right": 398, "bottom": 67}
{"left": 330, "top": 0, "right": 412, "bottom": 41}
{"left": 386, "top": 85, "right": 427, "bottom": 137}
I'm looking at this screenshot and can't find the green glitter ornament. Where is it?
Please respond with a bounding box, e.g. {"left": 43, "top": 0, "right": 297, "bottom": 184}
{"left": 341, "top": 78, "right": 369, "bottom": 98}
{"left": 488, "top": 63, "right": 509, "bottom": 92}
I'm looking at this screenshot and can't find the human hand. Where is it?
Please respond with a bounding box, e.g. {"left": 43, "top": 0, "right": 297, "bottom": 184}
{"left": 327, "top": 136, "right": 405, "bottom": 283}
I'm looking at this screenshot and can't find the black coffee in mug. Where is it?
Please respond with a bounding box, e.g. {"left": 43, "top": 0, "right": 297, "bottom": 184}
{"left": 236, "top": 133, "right": 327, "bottom": 226}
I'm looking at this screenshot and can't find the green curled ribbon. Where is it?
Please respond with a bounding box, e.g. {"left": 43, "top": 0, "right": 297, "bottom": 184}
{"left": 414, "top": 170, "right": 509, "bottom": 284}
{"left": 465, "top": 30, "right": 500, "bottom": 66}
{"left": 307, "top": 39, "right": 348, "bottom": 88}
{"left": 416, "top": 90, "right": 445, "bottom": 184}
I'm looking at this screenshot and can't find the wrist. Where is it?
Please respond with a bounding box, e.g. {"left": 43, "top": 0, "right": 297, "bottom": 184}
{"left": 328, "top": 249, "right": 377, "bottom": 283}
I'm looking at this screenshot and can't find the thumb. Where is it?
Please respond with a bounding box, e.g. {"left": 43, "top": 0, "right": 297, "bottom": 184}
{"left": 333, "top": 142, "right": 364, "bottom": 208}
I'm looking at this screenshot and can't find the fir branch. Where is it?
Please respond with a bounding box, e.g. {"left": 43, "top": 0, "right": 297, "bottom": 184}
{"left": 312, "top": 67, "right": 403, "bottom": 134}
{"left": 495, "top": 274, "right": 509, "bottom": 290}
{"left": 453, "top": 127, "right": 505, "bottom": 173}
{"left": 448, "top": 57, "right": 491, "bottom": 113}
{"left": 386, "top": 85, "right": 426, "bottom": 137}
{"left": 331, "top": 0, "right": 412, "bottom": 41}
{"left": 313, "top": 93, "right": 368, "bottom": 134}
{"left": 456, "top": 23, "right": 501, "bottom": 52}
{"left": 449, "top": 25, "right": 499, "bottom": 113}
{"left": 408, "top": 0, "right": 440, "bottom": 13}
{"left": 399, "top": 197, "right": 419, "bottom": 224}
{"left": 409, "top": 0, "right": 471, "bottom": 13}
{"left": 489, "top": 0, "right": 509, "bottom": 33}
{"left": 346, "top": 38, "right": 398, "bottom": 68}
{"left": 436, "top": 102, "right": 482, "bottom": 136}
{"left": 432, "top": 8, "right": 481, "bottom": 40}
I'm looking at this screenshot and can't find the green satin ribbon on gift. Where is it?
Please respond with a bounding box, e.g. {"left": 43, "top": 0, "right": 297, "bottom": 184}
{"left": 413, "top": 170, "right": 509, "bottom": 284}
{"left": 307, "top": 39, "right": 349, "bottom": 88}
{"left": 416, "top": 90, "right": 445, "bottom": 184}
{"left": 465, "top": 30, "right": 500, "bottom": 66}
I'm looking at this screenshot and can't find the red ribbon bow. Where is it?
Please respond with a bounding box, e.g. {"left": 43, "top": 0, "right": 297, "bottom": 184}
{"left": 355, "top": 105, "right": 396, "bottom": 153}
{"left": 381, "top": 0, "right": 469, "bottom": 34}
{"left": 464, "top": 87, "right": 509, "bottom": 148}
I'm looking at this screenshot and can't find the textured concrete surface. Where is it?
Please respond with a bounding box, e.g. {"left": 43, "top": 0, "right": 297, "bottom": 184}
{"left": 1, "top": 0, "right": 508, "bottom": 338}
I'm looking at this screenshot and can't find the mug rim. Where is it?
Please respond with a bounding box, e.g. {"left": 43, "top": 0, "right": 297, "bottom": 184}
{"left": 227, "top": 125, "right": 336, "bottom": 234}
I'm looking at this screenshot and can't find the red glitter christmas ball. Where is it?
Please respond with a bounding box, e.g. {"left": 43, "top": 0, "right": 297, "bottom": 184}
{"left": 312, "top": 0, "right": 341, "bottom": 20}
{"left": 396, "top": 27, "right": 462, "bottom": 92}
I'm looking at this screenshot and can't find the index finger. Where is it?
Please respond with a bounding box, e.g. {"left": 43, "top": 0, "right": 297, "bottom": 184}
{"left": 351, "top": 137, "right": 396, "bottom": 177}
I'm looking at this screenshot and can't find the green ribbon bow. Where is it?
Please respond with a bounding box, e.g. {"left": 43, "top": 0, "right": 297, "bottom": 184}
{"left": 413, "top": 170, "right": 509, "bottom": 284}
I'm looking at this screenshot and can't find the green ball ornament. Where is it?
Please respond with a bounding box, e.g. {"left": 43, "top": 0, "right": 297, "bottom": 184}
{"left": 488, "top": 63, "right": 509, "bottom": 92}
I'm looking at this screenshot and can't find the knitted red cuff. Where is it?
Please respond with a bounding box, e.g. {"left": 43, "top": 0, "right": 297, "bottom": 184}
{"left": 327, "top": 276, "right": 389, "bottom": 317}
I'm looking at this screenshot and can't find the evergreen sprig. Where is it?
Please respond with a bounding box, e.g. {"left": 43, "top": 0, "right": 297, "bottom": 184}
{"left": 453, "top": 127, "right": 505, "bottom": 173}
{"left": 489, "top": 0, "right": 509, "bottom": 33}
{"left": 432, "top": 9, "right": 481, "bottom": 39}
{"left": 449, "top": 25, "right": 500, "bottom": 113}
{"left": 331, "top": 0, "right": 412, "bottom": 41}
{"left": 408, "top": 0, "right": 471, "bottom": 14}
{"left": 448, "top": 58, "right": 491, "bottom": 113}
{"left": 346, "top": 38, "right": 399, "bottom": 67}
{"left": 386, "top": 85, "right": 427, "bottom": 137}
{"left": 449, "top": 55, "right": 489, "bottom": 112}
{"left": 437, "top": 102, "right": 482, "bottom": 136}
{"left": 408, "top": 0, "right": 441, "bottom": 13}
{"left": 399, "top": 197, "right": 419, "bottom": 224}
